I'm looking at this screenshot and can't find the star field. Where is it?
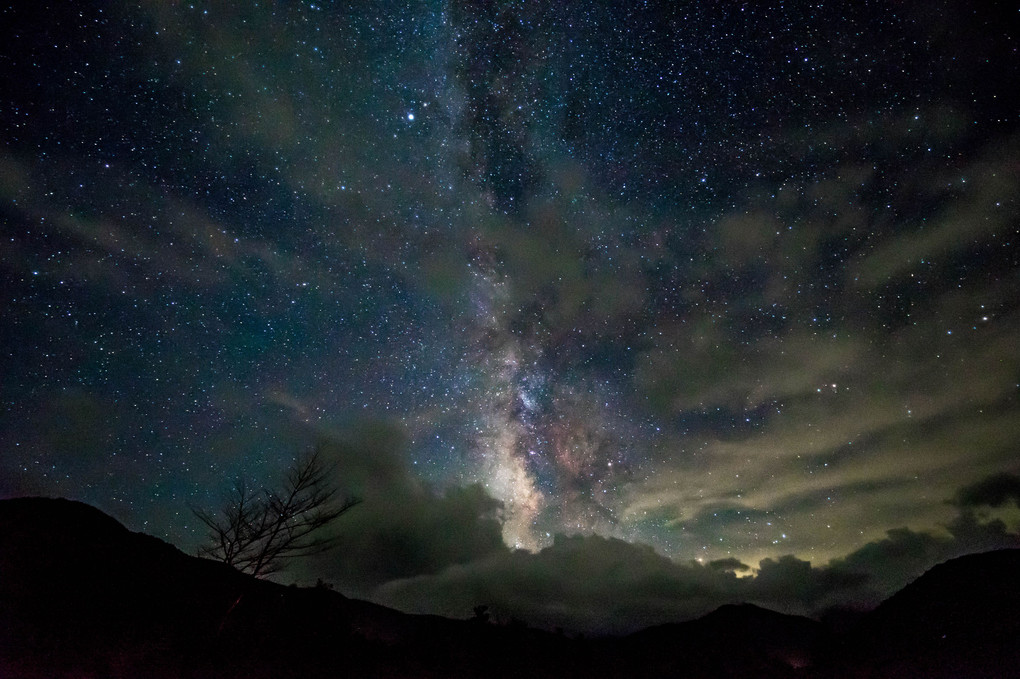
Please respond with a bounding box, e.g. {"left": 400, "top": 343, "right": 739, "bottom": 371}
{"left": 2, "top": 0, "right": 1019, "bottom": 629}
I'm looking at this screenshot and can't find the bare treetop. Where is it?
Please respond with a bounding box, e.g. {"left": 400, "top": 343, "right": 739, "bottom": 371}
{"left": 192, "top": 448, "right": 360, "bottom": 578}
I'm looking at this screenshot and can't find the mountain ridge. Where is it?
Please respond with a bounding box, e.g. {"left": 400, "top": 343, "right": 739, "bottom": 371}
{"left": 1, "top": 496, "right": 1017, "bottom": 678}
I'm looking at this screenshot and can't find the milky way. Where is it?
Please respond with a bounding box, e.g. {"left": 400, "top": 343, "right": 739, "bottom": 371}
{"left": 2, "top": 1, "right": 1018, "bottom": 624}
{"left": 454, "top": 253, "right": 642, "bottom": 549}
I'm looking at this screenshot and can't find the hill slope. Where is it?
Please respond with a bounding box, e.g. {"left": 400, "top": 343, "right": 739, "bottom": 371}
{"left": 821, "top": 547, "right": 1020, "bottom": 678}
{"left": 1, "top": 497, "right": 1018, "bottom": 678}
{"left": 0, "top": 497, "right": 584, "bottom": 678}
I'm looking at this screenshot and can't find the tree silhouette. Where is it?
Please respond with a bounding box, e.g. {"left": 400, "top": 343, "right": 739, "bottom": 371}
{"left": 192, "top": 448, "right": 360, "bottom": 578}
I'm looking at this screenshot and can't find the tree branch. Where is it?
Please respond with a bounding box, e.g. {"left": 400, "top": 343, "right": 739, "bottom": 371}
{"left": 191, "top": 447, "right": 360, "bottom": 578}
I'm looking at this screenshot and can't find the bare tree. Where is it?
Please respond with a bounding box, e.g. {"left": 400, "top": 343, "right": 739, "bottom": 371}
{"left": 192, "top": 448, "right": 360, "bottom": 578}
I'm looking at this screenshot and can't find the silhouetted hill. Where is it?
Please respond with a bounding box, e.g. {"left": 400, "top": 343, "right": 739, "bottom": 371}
{"left": 615, "top": 603, "right": 823, "bottom": 678}
{"left": 818, "top": 547, "right": 1020, "bottom": 678}
{"left": 0, "top": 497, "right": 606, "bottom": 678}
{"left": 1, "top": 498, "right": 1018, "bottom": 677}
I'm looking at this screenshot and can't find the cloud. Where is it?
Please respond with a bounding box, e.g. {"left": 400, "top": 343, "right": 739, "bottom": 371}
{"left": 321, "top": 481, "right": 506, "bottom": 593}
{"left": 818, "top": 474, "right": 1020, "bottom": 602}
{"left": 849, "top": 132, "right": 1020, "bottom": 288}
{"left": 753, "top": 554, "right": 868, "bottom": 607}
{"left": 623, "top": 285, "right": 1020, "bottom": 566}
{"left": 955, "top": 473, "right": 1020, "bottom": 509}
{"left": 369, "top": 473, "right": 1020, "bottom": 633}
{"left": 375, "top": 516, "right": 1018, "bottom": 634}
{"left": 707, "top": 557, "right": 750, "bottom": 573}
{"left": 241, "top": 409, "right": 1020, "bottom": 635}
{"left": 291, "top": 426, "right": 509, "bottom": 594}
{"left": 214, "top": 426, "right": 1020, "bottom": 636}
{"left": 376, "top": 534, "right": 748, "bottom": 635}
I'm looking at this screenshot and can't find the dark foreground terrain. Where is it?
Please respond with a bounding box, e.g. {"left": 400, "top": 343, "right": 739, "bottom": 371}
{"left": 1, "top": 497, "right": 1017, "bottom": 678}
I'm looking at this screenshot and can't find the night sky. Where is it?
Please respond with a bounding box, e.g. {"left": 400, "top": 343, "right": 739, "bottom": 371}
{"left": 2, "top": 1, "right": 1019, "bottom": 633}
